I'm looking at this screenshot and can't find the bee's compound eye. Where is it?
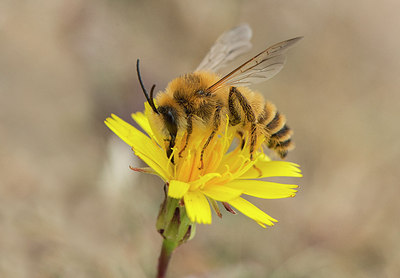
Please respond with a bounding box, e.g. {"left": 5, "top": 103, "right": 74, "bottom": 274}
{"left": 158, "top": 106, "right": 178, "bottom": 138}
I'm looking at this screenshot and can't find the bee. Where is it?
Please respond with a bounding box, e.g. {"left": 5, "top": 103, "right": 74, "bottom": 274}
{"left": 137, "top": 24, "right": 302, "bottom": 168}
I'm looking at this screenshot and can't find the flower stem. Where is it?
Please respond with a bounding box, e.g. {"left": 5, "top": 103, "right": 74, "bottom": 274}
{"left": 157, "top": 239, "right": 178, "bottom": 278}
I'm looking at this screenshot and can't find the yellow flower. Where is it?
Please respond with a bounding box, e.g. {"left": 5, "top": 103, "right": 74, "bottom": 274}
{"left": 105, "top": 103, "right": 301, "bottom": 228}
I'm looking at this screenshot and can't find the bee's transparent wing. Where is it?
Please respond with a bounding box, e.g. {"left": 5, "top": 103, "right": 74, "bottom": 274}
{"left": 207, "top": 37, "right": 303, "bottom": 92}
{"left": 195, "top": 24, "right": 252, "bottom": 73}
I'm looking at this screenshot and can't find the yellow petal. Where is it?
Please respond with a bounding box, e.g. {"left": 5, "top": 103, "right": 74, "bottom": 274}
{"left": 201, "top": 185, "right": 243, "bottom": 202}
{"left": 219, "top": 151, "right": 246, "bottom": 173}
{"left": 105, "top": 114, "right": 171, "bottom": 180}
{"left": 226, "top": 180, "right": 298, "bottom": 199}
{"left": 239, "top": 154, "right": 302, "bottom": 179}
{"left": 105, "top": 114, "right": 146, "bottom": 147}
{"left": 144, "top": 102, "right": 168, "bottom": 148}
{"left": 228, "top": 197, "right": 277, "bottom": 227}
{"left": 184, "top": 191, "right": 212, "bottom": 224}
{"left": 190, "top": 173, "right": 221, "bottom": 190}
{"left": 131, "top": 111, "right": 159, "bottom": 144}
{"left": 168, "top": 180, "right": 190, "bottom": 199}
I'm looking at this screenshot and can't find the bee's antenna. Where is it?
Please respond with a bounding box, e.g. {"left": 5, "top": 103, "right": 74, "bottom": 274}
{"left": 149, "top": 84, "right": 156, "bottom": 103}
{"left": 136, "top": 59, "right": 159, "bottom": 114}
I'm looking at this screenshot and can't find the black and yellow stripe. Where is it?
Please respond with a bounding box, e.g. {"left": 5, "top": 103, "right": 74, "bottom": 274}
{"left": 259, "top": 101, "right": 294, "bottom": 158}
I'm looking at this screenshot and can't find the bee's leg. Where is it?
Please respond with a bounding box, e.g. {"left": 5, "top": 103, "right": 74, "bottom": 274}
{"left": 229, "top": 87, "right": 257, "bottom": 159}
{"left": 249, "top": 123, "right": 257, "bottom": 160}
{"left": 199, "top": 105, "right": 222, "bottom": 170}
{"left": 237, "top": 131, "right": 245, "bottom": 150}
{"left": 228, "top": 91, "right": 241, "bottom": 126}
{"left": 179, "top": 113, "right": 193, "bottom": 157}
{"left": 229, "top": 87, "right": 255, "bottom": 122}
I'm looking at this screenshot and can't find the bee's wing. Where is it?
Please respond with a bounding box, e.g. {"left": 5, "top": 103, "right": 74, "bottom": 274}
{"left": 195, "top": 24, "right": 253, "bottom": 73}
{"left": 206, "top": 37, "right": 303, "bottom": 92}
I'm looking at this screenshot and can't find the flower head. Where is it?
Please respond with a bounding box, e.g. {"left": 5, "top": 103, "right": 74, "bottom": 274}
{"left": 105, "top": 103, "right": 301, "bottom": 228}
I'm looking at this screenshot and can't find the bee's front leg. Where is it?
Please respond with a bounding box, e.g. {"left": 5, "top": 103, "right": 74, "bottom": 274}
{"left": 179, "top": 113, "right": 193, "bottom": 157}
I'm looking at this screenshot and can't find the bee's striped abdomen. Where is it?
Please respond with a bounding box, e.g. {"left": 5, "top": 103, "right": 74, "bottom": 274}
{"left": 259, "top": 101, "right": 294, "bottom": 158}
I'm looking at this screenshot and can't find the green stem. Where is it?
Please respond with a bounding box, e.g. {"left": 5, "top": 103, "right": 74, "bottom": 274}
{"left": 157, "top": 239, "right": 178, "bottom": 278}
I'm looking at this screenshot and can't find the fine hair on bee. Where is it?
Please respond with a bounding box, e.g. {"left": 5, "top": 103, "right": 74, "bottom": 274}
{"left": 136, "top": 24, "right": 302, "bottom": 169}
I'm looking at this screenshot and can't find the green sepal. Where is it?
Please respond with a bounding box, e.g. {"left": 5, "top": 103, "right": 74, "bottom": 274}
{"left": 156, "top": 185, "right": 196, "bottom": 247}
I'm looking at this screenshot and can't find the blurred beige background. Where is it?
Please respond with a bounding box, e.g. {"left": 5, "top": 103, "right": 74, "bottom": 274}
{"left": 1, "top": 0, "right": 399, "bottom": 277}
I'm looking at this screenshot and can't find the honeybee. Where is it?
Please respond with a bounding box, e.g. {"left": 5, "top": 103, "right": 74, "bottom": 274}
{"left": 137, "top": 24, "right": 302, "bottom": 168}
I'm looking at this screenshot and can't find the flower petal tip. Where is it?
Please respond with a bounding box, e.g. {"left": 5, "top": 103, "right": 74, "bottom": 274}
{"left": 257, "top": 221, "right": 276, "bottom": 228}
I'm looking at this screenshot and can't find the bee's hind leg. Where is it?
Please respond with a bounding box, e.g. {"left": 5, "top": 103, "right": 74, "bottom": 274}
{"left": 199, "top": 105, "right": 222, "bottom": 170}
{"left": 228, "top": 89, "right": 241, "bottom": 126}
{"left": 229, "top": 87, "right": 257, "bottom": 159}
{"left": 237, "top": 131, "right": 245, "bottom": 150}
